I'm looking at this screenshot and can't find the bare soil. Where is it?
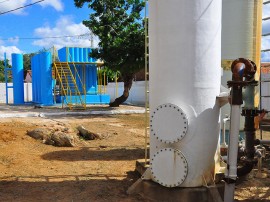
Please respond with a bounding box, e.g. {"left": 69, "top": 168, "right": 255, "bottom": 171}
{"left": 0, "top": 113, "right": 270, "bottom": 201}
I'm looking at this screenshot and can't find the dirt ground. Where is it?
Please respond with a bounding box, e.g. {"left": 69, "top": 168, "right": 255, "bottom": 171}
{"left": 0, "top": 111, "right": 270, "bottom": 201}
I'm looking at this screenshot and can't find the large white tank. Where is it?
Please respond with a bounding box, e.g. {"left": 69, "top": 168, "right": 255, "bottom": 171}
{"left": 221, "top": 0, "right": 263, "bottom": 127}
{"left": 149, "top": 0, "right": 222, "bottom": 187}
{"left": 221, "top": 0, "right": 262, "bottom": 72}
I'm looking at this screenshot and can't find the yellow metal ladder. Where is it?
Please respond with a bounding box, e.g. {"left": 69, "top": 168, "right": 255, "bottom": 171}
{"left": 144, "top": 0, "right": 150, "bottom": 165}
{"left": 53, "top": 62, "right": 86, "bottom": 110}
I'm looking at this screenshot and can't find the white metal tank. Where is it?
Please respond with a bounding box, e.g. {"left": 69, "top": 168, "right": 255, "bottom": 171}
{"left": 221, "top": 0, "right": 263, "bottom": 126}
{"left": 149, "top": 0, "right": 222, "bottom": 187}
{"left": 222, "top": 0, "right": 262, "bottom": 68}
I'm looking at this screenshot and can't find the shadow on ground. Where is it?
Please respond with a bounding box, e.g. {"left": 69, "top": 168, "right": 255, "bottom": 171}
{"left": 0, "top": 172, "right": 145, "bottom": 202}
{"left": 41, "top": 147, "right": 145, "bottom": 161}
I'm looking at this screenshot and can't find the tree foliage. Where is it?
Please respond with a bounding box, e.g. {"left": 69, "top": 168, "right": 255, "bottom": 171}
{"left": 75, "top": 0, "right": 145, "bottom": 74}
{"left": 75, "top": 0, "right": 145, "bottom": 106}
{"left": 0, "top": 60, "right": 12, "bottom": 82}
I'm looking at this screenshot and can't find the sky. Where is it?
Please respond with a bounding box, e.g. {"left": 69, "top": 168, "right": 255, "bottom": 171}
{"left": 0, "top": 0, "right": 269, "bottom": 62}
{"left": 0, "top": 0, "right": 95, "bottom": 61}
{"left": 262, "top": 1, "right": 270, "bottom": 62}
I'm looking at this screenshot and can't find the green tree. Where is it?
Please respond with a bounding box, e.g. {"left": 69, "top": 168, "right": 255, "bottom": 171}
{"left": 23, "top": 53, "right": 35, "bottom": 78}
{"left": 74, "top": 0, "right": 145, "bottom": 107}
{"left": 0, "top": 59, "right": 11, "bottom": 82}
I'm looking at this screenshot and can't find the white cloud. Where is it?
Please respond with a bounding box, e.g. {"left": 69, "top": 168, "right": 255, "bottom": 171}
{"left": 32, "top": 0, "right": 64, "bottom": 11}
{"left": 0, "top": 46, "right": 23, "bottom": 63}
{"left": 0, "top": 0, "right": 28, "bottom": 15}
{"left": 32, "top": 16, "right": 98, "bottom": 49}
{"left": 0, "top": 0, "right": 63, "bottom": 15}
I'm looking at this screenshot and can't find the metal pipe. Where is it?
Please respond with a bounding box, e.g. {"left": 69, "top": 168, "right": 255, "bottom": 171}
{"left": 244, "top": 116, "right": 256, "bottom": 159}
{"left": 224, "top": 105, "right": 241, "bottom": 202}
{"left": 221, "top": 117, "right": 230, "bottom": 147}
{"left": 225, "top": 58, "right": 257, "bottom": 202}
{"left": 255, "top": 139, "right": 270, "bottom": 145}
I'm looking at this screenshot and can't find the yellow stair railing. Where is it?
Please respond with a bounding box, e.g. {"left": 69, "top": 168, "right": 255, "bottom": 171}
{"left": 53, "top": 61, "right": 86, "bottom": 110}
{"left": 67, "top": 52, "right": 87, "bottom": 104}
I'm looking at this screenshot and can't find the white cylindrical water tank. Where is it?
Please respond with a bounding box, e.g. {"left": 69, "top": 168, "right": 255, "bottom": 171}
{"left": 222, "top": 0, "right": 262, "bottom": 66}
{"left": 149, "top": 0, "right": 222, "bottom": 187}
{"left": 222, "top": 0, "right": 255, "bottom": 60}
{"left": 221, "top": 0, "right": 262, "bottom": 126}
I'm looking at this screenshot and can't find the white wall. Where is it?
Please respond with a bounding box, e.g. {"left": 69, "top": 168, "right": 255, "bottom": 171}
{"left": 107, "top": 81, "right": 146, "bottom": 105}
{"left": 0, "top": 83, "right": 32, "bottom": 103}
{"left": 0, "top": 78, "right": 267, "bottom": 127}
{"left": 0, "top": 81, "right": 145, "bottom": 105}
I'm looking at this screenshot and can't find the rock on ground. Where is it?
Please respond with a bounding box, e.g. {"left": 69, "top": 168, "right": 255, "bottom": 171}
{"left": 27, "top": 127, "right": 77, "bottom": 147}
{"left": 27, "top": 128, "right": 51, "bottom": 140}
{"left": 77, "top": 125, "right": 101, "bottom": 140}
{"left": 50, "top": 132, "right": 75, "bottom": 147}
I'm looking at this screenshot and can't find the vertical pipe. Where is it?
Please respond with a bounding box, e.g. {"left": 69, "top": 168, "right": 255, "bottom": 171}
{"left": 80, "top": 48, "right": 84, "bottom": 62}
{"left": 4, "top": 52, "right": 8, "bottom": 104}
{"left": 245, "top": 116, "right": 256, "bottom": 159}
{"left": 74, "top": 48, "right": 79, "bottom": 62}
{"left": 260, "top": 66, "right": 263, "bottom": 139}
{"left": 224, "top": 105, "right": 241, "bottom": 202}
{"left": 37, "top": 54, "right": 41, "bottom": 103}
{"left": 12, "top": 53, "right": 24, "bottom": 104}
{"left": 66, "top": 47, "right": 69, "bottom": 62}
{"left": 71, "top": 47, "right": 75, "bottom": 62}
{"left": 84, "top": 48, "right": 88, "bottom": 62}
{"left": 40, "top": 52, "right": 53, "bottom": 105}
{"left": 88, "top": 48, "right": 92, "bottom": 62}
{"left": 31, "top": 56, "right": 36, "bottom": 103}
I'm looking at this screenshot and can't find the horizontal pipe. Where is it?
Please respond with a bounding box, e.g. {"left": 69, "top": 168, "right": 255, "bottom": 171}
{"left": 256, "top": 139, "right": 270, "bottom": 145}
{"left": 264, "top": 0, "right": 270, "bottom": 4}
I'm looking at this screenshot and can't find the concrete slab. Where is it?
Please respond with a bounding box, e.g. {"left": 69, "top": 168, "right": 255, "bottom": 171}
{"left": 0, "top": 104, "right": 145, "bottom": 118}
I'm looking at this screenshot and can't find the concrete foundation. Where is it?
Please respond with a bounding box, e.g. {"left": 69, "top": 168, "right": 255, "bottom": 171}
{"left": 132, "top": 159, "right": 224, "bottom": 202}
{"left": 128, "top": 180, "right": 224, "bottom": 202}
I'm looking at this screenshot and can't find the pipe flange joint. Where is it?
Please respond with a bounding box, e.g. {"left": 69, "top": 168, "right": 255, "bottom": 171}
{"left": 223, "top": 177, "right": 237, "bottom": 184}
{"left": 241, "top": 108, "right": 260, "bottom": 117}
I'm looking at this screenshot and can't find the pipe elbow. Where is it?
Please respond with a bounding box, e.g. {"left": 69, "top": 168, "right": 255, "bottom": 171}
{"left": 232, "top": 63, "right": 245, "bottom": 81}
{"left": 231, "top": 58, "right": 257, "bottom": 81}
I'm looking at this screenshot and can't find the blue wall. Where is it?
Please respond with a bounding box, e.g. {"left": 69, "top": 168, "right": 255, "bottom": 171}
{"left": 58, "top": 47, "right": 95, "bottom": 63}
{"left": 58, "top": 47, "right": 98, "bottom": 95}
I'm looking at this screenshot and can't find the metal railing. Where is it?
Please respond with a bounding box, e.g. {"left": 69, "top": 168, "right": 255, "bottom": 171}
{"left": 53, "top": 60, "right": 86, "bottom": 109}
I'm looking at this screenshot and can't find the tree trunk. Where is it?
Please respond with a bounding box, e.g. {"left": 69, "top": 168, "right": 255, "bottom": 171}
{"left": 109, "top": 73, "right": 133, "bottom": 107}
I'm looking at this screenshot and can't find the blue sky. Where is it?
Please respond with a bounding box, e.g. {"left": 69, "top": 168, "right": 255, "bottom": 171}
{"left": 0, "top": 0, "right": 95, "bottom": 61}
{"left": 262, "top": 1, "right": 270, "bottom": 62}
{"left": 0, "top": 0, "right": 269, "bottom": 62}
